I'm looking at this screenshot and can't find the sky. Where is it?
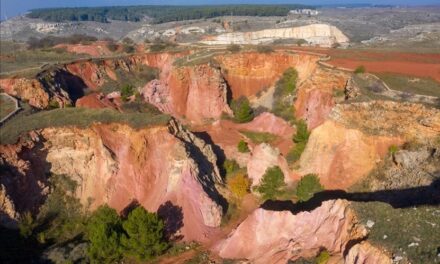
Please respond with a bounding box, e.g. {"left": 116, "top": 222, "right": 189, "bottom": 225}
{"left": 1, "top": 0, "right": 439, "bottom": 20}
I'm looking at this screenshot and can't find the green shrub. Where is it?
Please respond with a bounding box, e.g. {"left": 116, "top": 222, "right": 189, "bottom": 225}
{"left": 240, "top": 130, "right": 277, "bottom": 144}
{"left": 296, "top": 174, "right": 323, "bottom": 202}
{"left": 272, "top": 67, "right": 298, "bottom": 121}
{"left": 256, "top": 166, "right": 286, "bottom": 201}
{"left": 231, "top": 97, "right": 254, "bottom": 123}
{"left": 18, "top": 212, "right": 35, "bottom": 239}
{"left": 86, "top": 205, "right": 123, "bottom": 264}
{"left": 121, "top": 84, "right": 135, "bottom": 101}
{"left": 237, "top": 140, "right": 250, "bottom": 153}
{"left": 223, "top": 159, "right": 240, "bottom": 174}
{"left": 121, "top": 207, "right": 168, "bottom": 261}
{"left": 107, "top": 42, "right": 119, "bottom": 52}
{"left": 293, "top": 119, "right": 310, "bottom": 143}
{"left": 286, "top": 141, "right": 306, "bottom": 163}
{"left": 123, "top": 44, "right": 135, "bottom": 54}
{"left": 227, "top": 44, "right": 241, "bottom": 52}
{"left": 388, "top": 145, "right": 399, "bottom": 156}
{"left": 315, "top": 250, "right": 330, "bottom": 264}
{"left": 354, "top": 65, "right": 366, "bottom": 74}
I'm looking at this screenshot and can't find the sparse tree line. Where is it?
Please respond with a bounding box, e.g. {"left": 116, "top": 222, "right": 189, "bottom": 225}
{"left": 27, "top": 5, "right": 313, "bottom": 24}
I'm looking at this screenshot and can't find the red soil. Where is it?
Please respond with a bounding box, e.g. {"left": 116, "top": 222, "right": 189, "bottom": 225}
{"left": 293, "top": 47, "right": 440, "bottom": 82}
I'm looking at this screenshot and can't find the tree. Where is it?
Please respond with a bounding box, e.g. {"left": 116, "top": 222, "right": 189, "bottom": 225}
{"left": 256, "top": 45, "right": 274, "bottom": 53}
{"left": 354, "top": 65, "right": 366, "bottom": 74}
{"left": 231, "top": 97, "right": 254, "bottom": 123}
{"left": 121, "top": 207, "right": 168, "bottom": 261}
{"left": 121, "top": 84, "right": 135, "bottom": 101}
{"left": 296, "top": 174, "right": 323, "bottom": 202}
{"left": 86, "top": 205, "right": 123, "bottom": 264}
{"left": 256, "top": 166, "right": 286, "bottom": 200}
{"left": 293, "top": 119, "right": 309, "bottom": 143}
{"left": 237, "top": 140, "right": 250, "bottom": 153}
{"left": 227, "top": 173, "right": 250, "bottom": 199}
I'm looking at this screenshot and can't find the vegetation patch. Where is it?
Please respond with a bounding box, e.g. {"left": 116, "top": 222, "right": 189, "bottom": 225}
{"left": 0, "top": 94, "right": 17, "bottom": 121}
{"left": 272, "top": 67, "right": 298, "bottom": 122}
{"left": 0, "top": 107, "right": 170, "bottom": 145}
{"left": 230, "top": 96, "right": 254, "bottom": 123}
{"left": 296, "top": 174, "right": 323, "bottom": 202}
{"left": 237, "top": 140, "right": 250, "bottom": 153}
{"left": 227, "top": 173, "right": 251, "bottom": 199}
{"left": 376, "top": 73, "right": 440, "bottom": 97}
{"left": 255, "top": 166, "right": 286, "bottom": 201}
{"left": 286, "top": 120, "right": 310, "bottom": 163}
{"left": 240, "top": 130, "right": 278, "bottom": 144}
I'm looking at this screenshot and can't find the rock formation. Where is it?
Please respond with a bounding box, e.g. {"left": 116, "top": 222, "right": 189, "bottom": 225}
{"left": 201, "top": 24, "right": 349, "bottom": 47}
{"left": 299, "top": 101, "right": 440, "bottom": 189}
{"left": 345, "top": 242, "right": 391, "bottom": 264}
{"left": 0, "top": 119, "right": 224, "bottom": 242}
{"left": 216, "top": 52, "right": 319, "bottom": 98}
{"left": 214, "top": 199, "right": 369, "bottom": 263}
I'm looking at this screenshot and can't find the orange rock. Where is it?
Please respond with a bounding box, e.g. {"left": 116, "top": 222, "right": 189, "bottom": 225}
{"left": 216, "top": 52, "right": 319, "bottom": 98}
{"left": 75, "top": 93, "right": 120, "bottom": 110}
{"left": 0, "top": 78, "right": 49, "bottom": 108}
{"left": 345, "top": 242, "right": 391, "bottom": 264}
{"left": 214, "top": 199, "right": 367, "bottom": 263}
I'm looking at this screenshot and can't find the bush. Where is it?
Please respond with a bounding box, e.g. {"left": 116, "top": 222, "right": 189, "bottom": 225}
{"left": 296, "top": 174, "right": 323, "bottom": 202}
{"left": 223, "top": 159, "right": 240, "bottom": 175}
{"left": 122, "top": 37, "right": 134, "bottom": 45}
{"left": 354, "top": 65, "right": 366, "bottom": 74}
{"left": 256, "top": 45, "right": 274, "bottom": 53}
{"left": 293, "top": 119, "right": 309, "bottom": 143}
{"left": 237, "top": 140, "right": 250, "bottom": 153}
{"left": 227, "top": 173, "right": 250, "bottom": 199}
{"left": 388, "top": 145, "right": 399, "bottom": 156}
{"left": 240, "top": 130, "right": 277, "bottom": 144}
{"left": 86, "top": 205, "right": 123, "bottom": 264}
{"left": 272, "top": 67, "right": 298, "bottom": 121}
{"left": 121, "top": 207, "right": 168, "bottom": 261}
{"left": 286, "top": 141, "right": 306, "bottom": 163}
{"left": 316, "top": 250, "right": 330, "bottom": 264}
{"left": 231, "top": 97, "right": 254, "bottom": 123}
{"left": 121, "top": 84, "right": 135, "bottom": 101}
{"left": 227, "top": 44, "right": 241, "bottom": 52}
{"left": 256, "top": 166, "right": 286, "bottom": 200}
{"left": 18, "top": 212, "right": 35, "bottom": 239}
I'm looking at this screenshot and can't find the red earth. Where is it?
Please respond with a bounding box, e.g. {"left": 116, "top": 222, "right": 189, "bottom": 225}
{"left": 289, "top": 47, "right": 440, "bottom": 82}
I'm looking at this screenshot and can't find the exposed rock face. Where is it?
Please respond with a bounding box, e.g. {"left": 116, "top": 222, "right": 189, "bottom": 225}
{"left": 295, "top": 67, "right": 349, "bottom": 129}
{"left": 247, "top": 143, "right": 292, "bottom": 187}
{"left": 55, "top": 41, "right": 114, "bottom": 57}
{"left": 192, "top": 112, "right": 295, "bottom": 167}
{"left": 299, "top": 101, "right": 440, "bottom": 189}
{"left": 345, "top": 242, "right": 391, "bottom": 264}
{"left": 75, "top": 93, "right": 120, "bottom": 110}
{"left": 201, "top": 24, "right": 349, "bottom": 47}
{"left": 216, "top": 52, "right": 319, "bottom": 98}
{"left": 344, "top": 77, "right": 361, "bottom": 100}
{"left": 215, "top": 199, "right": 367, "bottom": 263}
{"left": 143, "top": 64, "right": 232, "bottom": 124}
{"left": 0, "top": 120, "right": 224, "bottom": 242}
{"left": 0, "top": 78, "right": 50, "bottom": 108}
{"left": 299, "top": 120, "right": 400, "bottom": 189}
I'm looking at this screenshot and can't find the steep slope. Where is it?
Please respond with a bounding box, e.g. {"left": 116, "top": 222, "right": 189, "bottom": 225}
{"left": 201, "top": 24, "right": 349, "bottom": 47}
{"left": 0, "top": 119, "right": 224, "bottom": 242}
{"left": 216, "top": 51, "right": 319, "bottom": 98}
{"left": 214, "top": 199, "right": 386, "bottom": 263}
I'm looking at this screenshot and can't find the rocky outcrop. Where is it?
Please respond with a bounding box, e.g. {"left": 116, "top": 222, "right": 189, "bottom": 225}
{"left": 247, "top": 143, "right": 292, "bottom": 187}
{"left": 193, "top": 112, "right": 295, "bottom": 167}
{"left": 216, "top": 52, "right": 319, "bottom": 98}
{"left": 55, "top": 41, "right": 114, "bottom": 57}
{"left": 299, "top": 120, "right": 400, "bottom": 189}
{"left": 201, "top": 24, "right": 349, "bottom": 47}
{"left": 0, "top": 120, "right": 224, "bottom": 242}
{"left": 75, "top": 93, "right": 120, "bottom": 110}
{"left": 215, "top": 199, "right": 367, "bottom": 263}
{"left": 298, "top": 101, "right": 440, "bottom": 189}
{"left": 0, "top": 78, "right": 50, "bottom": 108}
{"left": 295, "top": 67, "right": 349, "bottom": 129}
{"left": 345, "top": 242, "right": 391, "bottom": 264}
{"left": 143, "top": 64, "right": 232, "bottom": 124}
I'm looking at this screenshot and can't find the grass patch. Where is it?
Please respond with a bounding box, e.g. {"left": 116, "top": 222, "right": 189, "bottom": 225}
{"left": 376, "top": 73, "right": 440, "bottom": 97}
{"left": 352, "top": 202, "right": 440, "bottom": 264}
{"left": 0, "top": 107, "right": 170, "bottom": 144}
{"left": 0, "top": 41, "right": 88, "bottom": 76}
{"left": 239, "top": 130, "right": 278, "bottom": 144}
{"left": 0, "top": 94, "right": 17, "bottom": 120}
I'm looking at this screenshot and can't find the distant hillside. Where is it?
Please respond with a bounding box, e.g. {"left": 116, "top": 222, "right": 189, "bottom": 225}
{"left": 27, "top": 5, "right": 314, "bottom": 24}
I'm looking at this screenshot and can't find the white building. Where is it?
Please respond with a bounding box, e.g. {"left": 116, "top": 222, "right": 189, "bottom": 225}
{"left": 289, "top": 9, "right": 319, "bottom": 16}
